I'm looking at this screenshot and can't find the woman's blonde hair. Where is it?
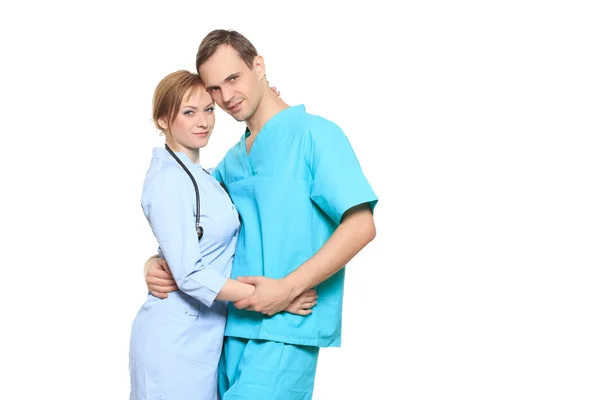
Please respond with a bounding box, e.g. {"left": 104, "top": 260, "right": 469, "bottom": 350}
{"left": 152, "top": 70, "right": 204, "bottom": 134}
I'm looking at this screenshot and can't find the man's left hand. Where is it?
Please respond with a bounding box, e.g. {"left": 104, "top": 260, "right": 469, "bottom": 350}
{"left": 233, "top": 276, "right": 296, "bottom": 316}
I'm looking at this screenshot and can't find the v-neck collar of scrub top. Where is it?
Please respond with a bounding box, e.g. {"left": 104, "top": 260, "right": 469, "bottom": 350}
{"left": 240, "top": 104, "right": 307, "bottom": 155}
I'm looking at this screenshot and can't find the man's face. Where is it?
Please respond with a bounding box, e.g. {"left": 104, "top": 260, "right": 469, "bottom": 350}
{"left": 200, "top": 45, "right": 264, "bottom": 122}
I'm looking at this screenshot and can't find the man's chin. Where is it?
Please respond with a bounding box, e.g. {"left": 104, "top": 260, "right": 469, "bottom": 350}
{"left": 229, "top": 112, "right": 247, "bottom": 122}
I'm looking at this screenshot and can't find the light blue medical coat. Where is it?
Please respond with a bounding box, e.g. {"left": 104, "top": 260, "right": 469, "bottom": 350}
{"left": 213, "top": 105, "right": 378, "bottom": 348}
{"left": 129, "top": 147, "right": 240, "bottom": 400}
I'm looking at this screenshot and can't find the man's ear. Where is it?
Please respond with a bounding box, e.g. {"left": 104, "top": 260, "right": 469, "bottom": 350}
{"left": 254, "top": 55, "right": 266, "bottom": 80}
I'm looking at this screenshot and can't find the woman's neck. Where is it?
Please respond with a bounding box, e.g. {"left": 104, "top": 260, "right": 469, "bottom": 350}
{"left": 165, "top": 140, "right": 199, "bottom": 164}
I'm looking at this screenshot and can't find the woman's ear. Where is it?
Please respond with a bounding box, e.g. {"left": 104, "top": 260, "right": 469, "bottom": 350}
{"left": 158, "top": 117, "right": 168, "bottom": 131}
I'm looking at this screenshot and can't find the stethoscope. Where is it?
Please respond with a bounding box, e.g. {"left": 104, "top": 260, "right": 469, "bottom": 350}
{"left": 164, "top": 143, "right": 206, "bottom": 240}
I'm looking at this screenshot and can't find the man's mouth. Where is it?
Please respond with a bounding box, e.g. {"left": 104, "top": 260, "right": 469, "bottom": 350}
{"left": 228, "top": 100, "right": 242, "bottom": 112}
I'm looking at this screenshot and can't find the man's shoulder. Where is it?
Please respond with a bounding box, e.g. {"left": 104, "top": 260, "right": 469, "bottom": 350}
{"left": 279, "top": 107, "right": 343, "bottom": 144}
{"left": 294, "top": 106, "right": 340, "bottom": 131}
{"left": 300, "top": 111, "right": 345, "bottom": 142}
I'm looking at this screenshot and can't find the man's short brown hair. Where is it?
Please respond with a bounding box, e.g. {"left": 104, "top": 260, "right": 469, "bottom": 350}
{"left": 196, "top": 29, "right": 258, "bottom": 73}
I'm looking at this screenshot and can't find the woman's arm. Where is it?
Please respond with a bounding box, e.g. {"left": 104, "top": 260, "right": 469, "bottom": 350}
{"left": 144, "top": 254, "right": 317, "bottom": 314}
{"left": 145, "top": 169, "right": 254, "bottom": 307}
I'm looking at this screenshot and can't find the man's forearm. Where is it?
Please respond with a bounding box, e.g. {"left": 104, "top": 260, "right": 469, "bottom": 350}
{"left": 283, "top": 204, "right": 376, "bottom": 297}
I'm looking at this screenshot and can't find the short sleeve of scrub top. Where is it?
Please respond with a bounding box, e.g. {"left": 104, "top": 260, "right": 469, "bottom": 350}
{"left": 304, "top": 123, "right": 378, "bottom": 224}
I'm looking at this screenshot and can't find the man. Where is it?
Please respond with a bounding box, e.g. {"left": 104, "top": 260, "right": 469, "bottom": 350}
{"left": 145, "top": 29, "right": 378, "bottom": 399}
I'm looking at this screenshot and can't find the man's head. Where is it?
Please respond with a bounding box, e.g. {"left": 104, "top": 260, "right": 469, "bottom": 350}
{"left": 196, "top": 30, "right": 267, "bottom": 122}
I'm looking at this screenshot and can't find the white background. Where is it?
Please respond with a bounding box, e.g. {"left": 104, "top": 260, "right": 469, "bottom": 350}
{"left": 1, "top": 1, "right": 599, "bottom": 399}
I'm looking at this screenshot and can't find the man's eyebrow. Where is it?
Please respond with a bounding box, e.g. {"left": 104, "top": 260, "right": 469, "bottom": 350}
{"left": 224, "top": 73, "right": 240, "bottom": 81}
{"left": 206, "top": 73, "right": 240, "bottom": 91}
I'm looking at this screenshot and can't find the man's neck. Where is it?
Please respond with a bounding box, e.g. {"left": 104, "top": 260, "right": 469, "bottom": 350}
{"left": 246, "top": 90, "right": 289, "bottom": 137}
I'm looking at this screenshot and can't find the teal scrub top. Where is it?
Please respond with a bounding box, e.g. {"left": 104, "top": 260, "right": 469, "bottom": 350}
{"left": 212, "top": 105, "right": 378, "bottom": 347}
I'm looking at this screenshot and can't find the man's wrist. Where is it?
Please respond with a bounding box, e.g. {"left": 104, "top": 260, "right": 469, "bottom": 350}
{"left": 282, "top": 275, "right": 305, "bottom": 299}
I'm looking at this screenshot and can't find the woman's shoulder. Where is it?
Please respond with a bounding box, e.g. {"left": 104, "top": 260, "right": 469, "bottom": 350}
{"left": 141, "top": 157, "right": 191, "bottom": 203}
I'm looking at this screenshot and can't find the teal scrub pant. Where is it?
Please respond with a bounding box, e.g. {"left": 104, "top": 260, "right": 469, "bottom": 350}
{"left": 219, "top": 337, "right": 320, "bottom": 400}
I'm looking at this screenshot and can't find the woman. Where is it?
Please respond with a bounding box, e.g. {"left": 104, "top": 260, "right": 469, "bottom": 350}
{"left": 129, "top": 70, "right": 316, "bottom": 400}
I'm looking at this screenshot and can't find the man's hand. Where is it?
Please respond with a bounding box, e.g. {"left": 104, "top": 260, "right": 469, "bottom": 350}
{"left": 233, "top": 276, "right": 298, "bottom": 316}
{"left": 144, "top": 257, "right": 177, "bottom": 299}
{"left": 285, "top": 289, "right": 318, "bottom": 316}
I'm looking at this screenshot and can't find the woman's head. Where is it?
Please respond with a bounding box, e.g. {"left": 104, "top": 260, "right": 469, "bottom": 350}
{"left": 152, "top": 70, "right": 216, "bottom": 153}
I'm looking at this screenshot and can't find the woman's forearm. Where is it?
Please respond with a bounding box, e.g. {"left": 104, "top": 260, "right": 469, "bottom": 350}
{"left": 215, "top": 279, "right": 255, "bottom": 302}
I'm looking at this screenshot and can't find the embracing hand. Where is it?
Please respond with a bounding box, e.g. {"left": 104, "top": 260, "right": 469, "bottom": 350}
{"left": 234, "top": 276, "right": 314, "bottom": 316}
{"left": 144, "top": 257, "right": 177, "bottom": 298}
{"left": 284, "top": 288, "right": 318, "bottom": 316}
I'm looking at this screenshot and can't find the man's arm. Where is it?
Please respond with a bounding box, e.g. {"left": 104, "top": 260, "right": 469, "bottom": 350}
{"left": 285, "top": 203, "right": 375, "bottom": 294}
{"left": 235, "top": 121, "right": 378, "bottom": 315}
{"left": 235, "top": 203, "right": 375, "bottom": 314}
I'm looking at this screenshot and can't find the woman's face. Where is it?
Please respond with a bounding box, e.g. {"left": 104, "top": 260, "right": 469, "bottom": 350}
{"left": 163, "top": 86, "right": 216, "bottom": 151}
